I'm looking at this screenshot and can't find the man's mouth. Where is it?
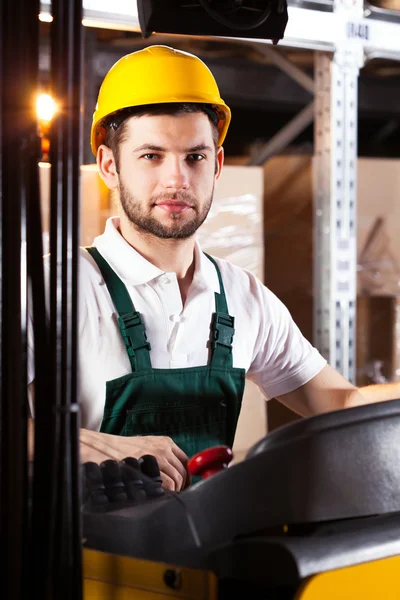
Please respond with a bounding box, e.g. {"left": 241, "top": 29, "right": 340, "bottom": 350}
{"left": 154, "top": 200, "right": 193, "bottom": 214}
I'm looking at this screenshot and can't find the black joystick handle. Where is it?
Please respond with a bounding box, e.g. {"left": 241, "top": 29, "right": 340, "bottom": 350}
{"left": 82, "top": 462, "right": 109, "bottom": 509}
{"left": 100, "top": 459, "right": 128, "bottom": 503}
{"left": 121, "top": 456, "right": 140, "bottom": 472}
{"left": 139, "top": 454, "right": 164, "bottom": 497}
{"left": 120, "top": 458, "right": 147, "bottom": 503}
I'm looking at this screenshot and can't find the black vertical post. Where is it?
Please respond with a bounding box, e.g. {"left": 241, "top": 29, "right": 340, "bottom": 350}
{"left": 49, "top": 0, "right": 83, "bottom": 597}
{"left": 30, "top": 0, "right": 84, "bottom": 598}
{"left": 0, "top": 0, "right": 40, "bottom": 598}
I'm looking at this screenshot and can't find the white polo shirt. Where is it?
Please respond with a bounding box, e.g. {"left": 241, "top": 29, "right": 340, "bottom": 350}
{"left": 28, "top": 216, "right": 326, "bottom": 430}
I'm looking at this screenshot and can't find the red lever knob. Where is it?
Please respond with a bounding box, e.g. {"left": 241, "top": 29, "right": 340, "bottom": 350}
{"left": 187, "top": 445, "right": 233, "bottom": 479}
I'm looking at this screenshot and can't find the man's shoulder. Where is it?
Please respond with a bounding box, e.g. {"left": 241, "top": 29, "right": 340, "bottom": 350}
{"left": 43, "top": 246, "right": 103, "bottom": 283}
{"left": 207, "top": 254, "right": 259, "bottom": 284}
{"left": 207, "top": 254, "right": 267, "bottom": 298}
{"left": 208, "top": 254, "right": 291, "bottom": 319}
{"left": 79, "top": 246, "right": 104, "bottom": 283}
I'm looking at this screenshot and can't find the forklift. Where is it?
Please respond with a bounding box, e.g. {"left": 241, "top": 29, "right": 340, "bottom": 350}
{"left": 81, "top": 400, "right": 400, "bottom": 599}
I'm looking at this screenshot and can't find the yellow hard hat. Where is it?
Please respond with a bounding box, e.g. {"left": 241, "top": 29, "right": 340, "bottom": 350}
{"left": 91, "top": 45, "right": 231, "bottom": 156}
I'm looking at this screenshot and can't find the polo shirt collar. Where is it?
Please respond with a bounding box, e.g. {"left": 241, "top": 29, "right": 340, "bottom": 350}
{"left": 193, "top": 243, "right": 220, "bottom": 294}
{"left": 93, "top": 216, "right": 220, "bottom": 294}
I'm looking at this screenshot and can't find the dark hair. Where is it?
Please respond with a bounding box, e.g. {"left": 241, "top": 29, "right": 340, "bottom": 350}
{"left": 103, "top": 103, "right": 219, "bottom": 170}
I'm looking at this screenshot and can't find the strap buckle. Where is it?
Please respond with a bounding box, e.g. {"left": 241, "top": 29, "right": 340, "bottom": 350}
{"left": 211, "top": 312, "right": 235, "bottom": 351}
{"left": 118, "top": 311, "right": 151, "bottom": 358}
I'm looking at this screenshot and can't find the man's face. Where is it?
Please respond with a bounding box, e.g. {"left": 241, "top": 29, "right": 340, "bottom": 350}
{"left": 113, "top": 112, "right": 223, "bottom": 239}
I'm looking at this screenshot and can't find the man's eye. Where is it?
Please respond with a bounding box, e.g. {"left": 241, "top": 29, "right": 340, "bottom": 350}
{"left": 143, "top": 154, "right": 159, "bottom": 160}
{"left": 187, "top": 154, "right": 204, "bottom": 162}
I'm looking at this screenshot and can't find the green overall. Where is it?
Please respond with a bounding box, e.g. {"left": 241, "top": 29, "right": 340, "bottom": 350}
{"left": 86, "top": 247, "right": 245, "bottom": 459}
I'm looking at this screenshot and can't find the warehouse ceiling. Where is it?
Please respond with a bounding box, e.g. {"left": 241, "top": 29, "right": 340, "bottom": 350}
{"left": 39, "top": 17, "right": 400, "bottom": 163}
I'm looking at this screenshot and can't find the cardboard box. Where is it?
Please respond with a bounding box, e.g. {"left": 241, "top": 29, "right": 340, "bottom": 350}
{"left": 357, "top": 159, "right": 400, "bottom": 297}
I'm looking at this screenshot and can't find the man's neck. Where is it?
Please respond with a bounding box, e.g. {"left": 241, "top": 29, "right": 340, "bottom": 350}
{"left": 119, "top": 215, "right": 196, "bottom": 302}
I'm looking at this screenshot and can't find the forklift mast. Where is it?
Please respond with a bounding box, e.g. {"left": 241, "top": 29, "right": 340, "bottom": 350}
{"left": 0, "top": 1, "right": 84, "bottom": 597}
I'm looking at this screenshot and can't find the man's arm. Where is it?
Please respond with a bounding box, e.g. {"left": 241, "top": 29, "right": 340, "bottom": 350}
{"left": 275, "top": 364, "right": 372, "bottom": 417}
{"left": 357, "top": 382, "right": 400, "bottom": 403}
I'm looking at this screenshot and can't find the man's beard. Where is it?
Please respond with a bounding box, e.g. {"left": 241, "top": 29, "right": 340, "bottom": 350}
{"left": 119, "top": 181, "right": 214, "bottom": 239}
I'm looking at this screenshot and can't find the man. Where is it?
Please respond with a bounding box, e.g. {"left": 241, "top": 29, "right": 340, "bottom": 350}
{"left": 28, "top": 45, "right": 399, "bottom": 491}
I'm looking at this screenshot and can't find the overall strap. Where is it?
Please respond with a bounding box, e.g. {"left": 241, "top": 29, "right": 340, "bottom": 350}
{"left": 204, "top": 254, "right": 235, "bottom": 368}
{"left": 86, "top": 247, "right": 151, "bottom": 371}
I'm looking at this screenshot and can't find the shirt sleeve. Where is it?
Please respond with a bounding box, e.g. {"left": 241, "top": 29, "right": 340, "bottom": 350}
{"left": 247, "top": 283, "right": 327, "bottom": 399}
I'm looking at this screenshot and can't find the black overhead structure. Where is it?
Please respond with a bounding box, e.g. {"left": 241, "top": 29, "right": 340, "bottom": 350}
{"left": 1, "top": 0, "right": 84, "bottom": 598}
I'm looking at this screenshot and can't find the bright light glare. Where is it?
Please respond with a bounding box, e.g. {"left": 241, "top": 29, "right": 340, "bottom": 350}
{"left": 36, "top": 94, "right": 57, "bottom": 122}
{"left": 38, "top": 12, "right": 53, "bottom": 22}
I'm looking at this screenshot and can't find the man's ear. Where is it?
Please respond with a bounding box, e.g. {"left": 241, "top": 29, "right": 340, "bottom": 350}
{"left": 215, "top": 146, "right": 224, "bottom": 180}
{"left": 97, "top": 145, "right": 119, "bottom": 190}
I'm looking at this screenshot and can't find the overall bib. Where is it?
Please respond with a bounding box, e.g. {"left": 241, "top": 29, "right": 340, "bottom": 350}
{"left": 87, "top": 247, "right": 246, "bottom": 459}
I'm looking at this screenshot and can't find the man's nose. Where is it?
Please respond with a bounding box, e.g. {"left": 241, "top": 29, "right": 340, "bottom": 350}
{"left": 161, "top": 157, "right": 189, "bottom": 191}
